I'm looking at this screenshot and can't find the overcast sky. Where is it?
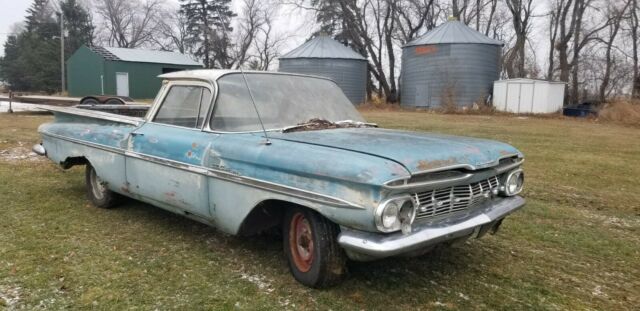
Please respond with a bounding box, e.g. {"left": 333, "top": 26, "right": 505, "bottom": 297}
{"left": 0, "top": 0, "right": 31, "bottom": 50}
{"left": 0, "top": 0, "right": 551, "bottom": 71}
{"left": 0, "top": 0, "right": 312, "bottom": 57}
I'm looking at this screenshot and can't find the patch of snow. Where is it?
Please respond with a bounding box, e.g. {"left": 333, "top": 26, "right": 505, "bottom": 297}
{"left": 592, "top": 285, "right": 607, "bottom": 298}
{"left": 458, "top": 292, "right": 470, "bottom": 301}
{"left": 240, "top": 273, "right": 274, "bottom": 294}
{"left": 0, "top": 143, "right": 43, "bottom": 163}
{"left": 0, "top": 284, "right": 22, "bottom": 309}
{"left": 0, "top": 101, "right": 43, "bottom": 113}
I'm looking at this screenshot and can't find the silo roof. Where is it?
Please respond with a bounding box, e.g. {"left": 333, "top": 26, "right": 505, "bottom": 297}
{"left": 280, "top": 35, "right": 366, "bottom": 60}
{"left": 404, "top": 20, "right": 503, "bottom": 47}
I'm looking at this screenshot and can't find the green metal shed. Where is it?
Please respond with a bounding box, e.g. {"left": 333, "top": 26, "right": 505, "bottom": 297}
{"left": 67, "top": 45, "right": 203, "bottom": 99}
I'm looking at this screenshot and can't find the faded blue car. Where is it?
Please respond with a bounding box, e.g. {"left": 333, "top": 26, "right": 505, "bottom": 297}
{"left": 34, "top": 70, "right": 525, "bottom": 287}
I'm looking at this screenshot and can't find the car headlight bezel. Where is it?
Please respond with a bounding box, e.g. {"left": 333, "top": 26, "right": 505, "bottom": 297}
{"left": 375, "top": 195, "right": 417, "bottom": 233}
{"left": 501, "top": 169, "right": 524, "bottom": 196}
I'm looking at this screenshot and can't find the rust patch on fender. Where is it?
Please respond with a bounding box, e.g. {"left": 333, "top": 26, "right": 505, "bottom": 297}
{"left": 191, "top": 142, "right": 198, "bottom": 148}
{"left": 416, "top": 158, "right": 457, "bottom": 171}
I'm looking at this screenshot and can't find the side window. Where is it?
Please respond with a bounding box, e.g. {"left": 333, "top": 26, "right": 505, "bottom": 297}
{"left": 154, "top": 85, "right": 212, "bottom": 128}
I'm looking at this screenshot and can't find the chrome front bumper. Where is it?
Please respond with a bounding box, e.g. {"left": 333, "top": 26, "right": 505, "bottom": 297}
{"left": 338, "top": 196, "right": 525, "bottom": 261}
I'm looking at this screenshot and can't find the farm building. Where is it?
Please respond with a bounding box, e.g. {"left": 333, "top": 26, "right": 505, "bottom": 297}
{"left": 67, "top": 45, "right": 202, "bottom": 99}
{"left": 279, "top": 35, "right": 367, "bottom": 105}
{"left": 493, "top": 79, "right": 566, "bottom": 114}
{"left": 400, "top": 19, "right": 503, "bottom": 108}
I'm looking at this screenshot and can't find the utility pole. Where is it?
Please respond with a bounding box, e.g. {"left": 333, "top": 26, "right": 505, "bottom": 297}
{"left": 60, "top": 12, "right": 65, "bottom": 94}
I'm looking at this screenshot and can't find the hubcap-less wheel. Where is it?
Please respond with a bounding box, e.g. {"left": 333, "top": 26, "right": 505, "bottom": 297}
{"left": 89, "top": 168, "right": 106, "bottom": 200}
{"left": 85, "top": 164, "right": 119, "bottom": 209}
{"left": 283, "top": 208, "right": 347, "bottom": 287}
{"left": 289, "top": 213, "right": 314, "bottom": 272}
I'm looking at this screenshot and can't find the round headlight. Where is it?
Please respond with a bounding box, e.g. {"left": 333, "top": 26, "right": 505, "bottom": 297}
{"left": 382, "top": 201, "right": 399, "bottom": 228}
{"left": 503, "top": 169, "right": 524, "bottom": 196}
{"left": 376, "top": 196, "right": 416, "bottom": 233}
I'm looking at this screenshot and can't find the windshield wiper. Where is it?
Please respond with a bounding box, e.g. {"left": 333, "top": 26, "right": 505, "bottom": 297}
{"left": 282, "top": 118, "right": 378, "bottom": 133}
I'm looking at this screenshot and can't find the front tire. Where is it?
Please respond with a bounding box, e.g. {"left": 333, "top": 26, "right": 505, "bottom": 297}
{"left": 85, "top": 164, "right": 119, "bottom": 209}
{"left": 283, "top": 207, "right": 347, "bottom": 288}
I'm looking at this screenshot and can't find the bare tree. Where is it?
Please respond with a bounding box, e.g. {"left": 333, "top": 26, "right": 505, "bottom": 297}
{"left": 504, "top": 0, "right": 534, "bottom": 78}
{"left": 233, "top": 0, "right": 266, "bottom": 68}
{"left": 598, "top": 0, "right": 630, "bottom": 101}
{"left": 630, "top": 0, "right": 639, "bottom": 98}
{"left": 252, "top": 9, "right": 288, "bottom": 70}
{"left": 153, "top": 9, "right": 190, "bottom": 53}
{"left": 95, "top": 0, "right": 164, "bottom": 48}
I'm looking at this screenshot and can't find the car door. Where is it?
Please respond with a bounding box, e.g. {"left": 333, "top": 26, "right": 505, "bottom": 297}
{"left": 125, "top": 81, "right": 216, "bottom": 218}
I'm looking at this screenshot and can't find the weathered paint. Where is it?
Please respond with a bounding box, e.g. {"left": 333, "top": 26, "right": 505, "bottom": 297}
{"left": 38, "top": 73, "right": 524, "bottom": 236}
{"left": 268, "top": 128, "right": 522, "bottom": 174}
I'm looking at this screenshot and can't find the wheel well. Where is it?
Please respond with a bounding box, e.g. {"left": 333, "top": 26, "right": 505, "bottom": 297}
{"left": 61, "top": 156, "right": 89, "bottom": 169}
{"left": 237, "top": 200, "right": 310, "bottom": 236}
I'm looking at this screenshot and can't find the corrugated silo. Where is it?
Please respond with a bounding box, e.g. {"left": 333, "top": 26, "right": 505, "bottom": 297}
{"left": 400, "top": 20, "right": 503, "bottom": 108}
{"left": 279, "top": 35, "right": 367, "bottom": 105}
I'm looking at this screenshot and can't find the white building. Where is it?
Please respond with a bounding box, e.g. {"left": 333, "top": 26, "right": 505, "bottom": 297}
{"left": 493, "top": 79, "right": 566, "bottom": 114}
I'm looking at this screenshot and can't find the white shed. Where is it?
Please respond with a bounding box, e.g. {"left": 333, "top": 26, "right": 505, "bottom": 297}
{"left": 493, "top": 79, "right": 566, "bottom": 114}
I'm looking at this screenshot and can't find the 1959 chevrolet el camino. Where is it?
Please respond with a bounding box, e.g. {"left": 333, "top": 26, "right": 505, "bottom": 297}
{"left": 34, "top": 70, "right": 525, "bottom": 288}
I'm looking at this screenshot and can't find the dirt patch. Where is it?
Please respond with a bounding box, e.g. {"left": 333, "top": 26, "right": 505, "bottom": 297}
{"left": 0, "top": 142, "right": 43, "bottom": 163}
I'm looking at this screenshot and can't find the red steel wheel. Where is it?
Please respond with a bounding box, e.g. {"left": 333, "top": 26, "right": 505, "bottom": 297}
{"left": 283, "top": 207, "right": 347, "bottom": 288}
{"left": 289, "top": 212, "right": 315, "bottom": 272}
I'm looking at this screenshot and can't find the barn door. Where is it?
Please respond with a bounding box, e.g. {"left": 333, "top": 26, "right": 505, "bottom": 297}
{"left": 116, "top": 72, "right": 129, "bottom": 97}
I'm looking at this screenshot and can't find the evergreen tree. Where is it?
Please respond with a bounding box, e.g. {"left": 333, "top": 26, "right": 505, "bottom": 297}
{"left": 180, "top": 0, "right": 235, "bottom": 68}
{"left": 0, "top": 0, "right": 60, "bottom": 92}
{"left": 60, "top": 0, "right": 94, "bottom": 56}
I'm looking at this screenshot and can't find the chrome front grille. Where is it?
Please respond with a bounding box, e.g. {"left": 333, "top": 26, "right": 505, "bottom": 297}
{"left": 414, "top": 176, "right": 500, "bottom": 220}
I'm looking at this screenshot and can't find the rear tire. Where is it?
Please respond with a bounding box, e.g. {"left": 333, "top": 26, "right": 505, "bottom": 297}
{"left": 283, "top": 207, "right": 347, "bottom": 288}
{"left": 85, "top": 164, "right": 119, "bottom": 209}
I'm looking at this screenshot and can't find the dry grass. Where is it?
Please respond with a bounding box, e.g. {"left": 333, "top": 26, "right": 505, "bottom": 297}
{"left": 598, "top": 99, "right": 640, "bottom": 126}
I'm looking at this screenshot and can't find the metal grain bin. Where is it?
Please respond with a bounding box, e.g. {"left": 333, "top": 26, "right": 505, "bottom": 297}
{"left": 279, "top": 35, "right": 367, "bottom": 105}
{"left": 400, "top": 20, "right": 503, "bottom": 108}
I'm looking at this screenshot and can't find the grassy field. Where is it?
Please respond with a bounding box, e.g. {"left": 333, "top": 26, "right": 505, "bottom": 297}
{"left": 0, "top": 111, "right": 638, "bottom": 310}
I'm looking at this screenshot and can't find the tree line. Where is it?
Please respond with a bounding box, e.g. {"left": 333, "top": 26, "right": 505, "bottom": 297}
{"left": 0, "top": 0, "right": 638, "bottom": 105}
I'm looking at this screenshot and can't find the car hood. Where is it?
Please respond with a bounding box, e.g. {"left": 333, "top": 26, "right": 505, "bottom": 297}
{"left": 269, "top": 128, "right": 522, "bottom": 174}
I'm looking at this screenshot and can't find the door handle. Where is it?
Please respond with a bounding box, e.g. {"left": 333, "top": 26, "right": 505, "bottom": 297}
{"left": 131, "top": 132, "right": 144, "bottom": 137}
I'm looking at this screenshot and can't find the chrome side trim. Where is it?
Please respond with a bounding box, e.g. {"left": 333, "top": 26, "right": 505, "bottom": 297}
{"left": 43, "top": 130, "right": 364, "bottom": 209}
{"left": 42, "top": 106, "right": 143, "bottom": 126}
{"left": 338, "top": 196, "right": 525, "bottom": 260}
{"left": 41, "top": 132, "right": 125, "bottom": 154}
{"left": 124, "top": 151, "right": 365, "bottom": 209}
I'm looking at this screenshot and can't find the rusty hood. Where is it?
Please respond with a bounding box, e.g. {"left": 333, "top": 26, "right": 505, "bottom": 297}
{"left": 270, "top": 128, "right": 522, "bottom": 174}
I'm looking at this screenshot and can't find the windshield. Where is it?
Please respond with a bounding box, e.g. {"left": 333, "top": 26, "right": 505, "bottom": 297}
{"left": 210, "top": 73, "right": 365, "bottom": 132}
